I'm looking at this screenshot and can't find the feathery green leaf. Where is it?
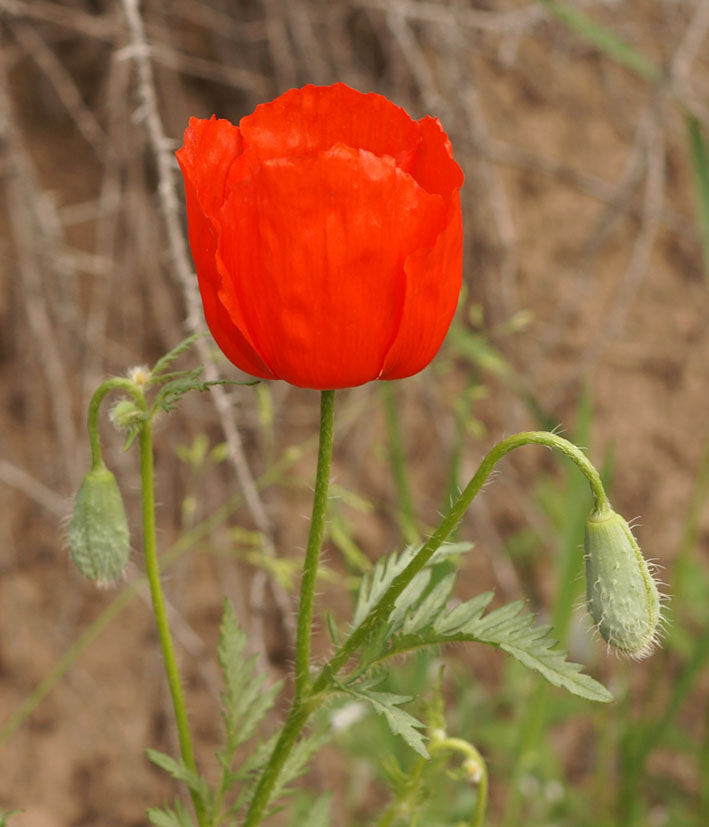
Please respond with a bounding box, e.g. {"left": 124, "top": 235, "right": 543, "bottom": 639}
{"left": 352, "top": 541, "right": 472, "bottom": 628}
{"left": 338, "top": 681, "right": 428, "bottom": 758}
{"left": 146, "top": 800, "right": 194, "bottom": 827}
{"left": 151, "top": 333, "right": 206, "bottom": 378}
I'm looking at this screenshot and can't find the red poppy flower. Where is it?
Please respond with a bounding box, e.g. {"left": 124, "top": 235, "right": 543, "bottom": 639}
{"left": 176, "top": 83, "right": 463, "bottom": 390}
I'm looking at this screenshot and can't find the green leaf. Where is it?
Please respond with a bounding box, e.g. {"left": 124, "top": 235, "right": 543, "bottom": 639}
{"left": 259, "top": 729, "right": 331, "bottom": 817}
{"left": 214, "top": 601, "right": 283, "bottom": 810}
{"left": 146, "top": 800, "right": 194, "bottom": 827}
{"left": 687, "top": 115, "right": 709, "bottom": 278}
{"left": 432, "top": 591, "right": 494, "bottom": 635}
{"left": 352, "top": 541, "right": 472, "bottom": 628}
{"left": 338, "top": 682, "right": 428, "bottom": 759}
{"left": 389, "top": 569, "right": 431, "bottom": 627}
{"left": 402, "top": 572, "right": 456, "bottom": 635}
{"left": 151, "top": 333, "right": 206, "bottom": 378}
{"left": 0, "top": 811, "right": 21, "bottom": 827}
{"left": 227, "top": 732, "right": 282, "bottom": 815}
{"left": 398, "top": 596, "right": 612, "bottom": 703}
{"left": 145, "top": 750, "right": 210, "bottom": 804}
{"left": 152, "top": 369, "right": 220, "bottom": 413}
{"left": 538, "top": 0, "right": 660, "bottom": 83}
{"left": 287, "top": 793, "right": 332, "bottom": 827}
{"left": 218, "top": 600, "right": 282, "bottom": 754}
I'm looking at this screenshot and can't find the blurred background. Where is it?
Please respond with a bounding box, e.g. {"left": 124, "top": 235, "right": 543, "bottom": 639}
{"left": 1, "top": 1, "right": 708, "bottom": 825}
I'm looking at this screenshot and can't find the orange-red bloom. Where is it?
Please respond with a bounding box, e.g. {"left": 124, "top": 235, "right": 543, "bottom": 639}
{"left": 177, "top": 84, "right": 463, "bottom": 390}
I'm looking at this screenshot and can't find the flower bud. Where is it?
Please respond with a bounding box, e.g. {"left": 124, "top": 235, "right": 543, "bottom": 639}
{"left": 68, "top": 465, "right": 130, "bottom": 586}
{"left": 109, "top": 399, "right": 143, "bottom": 431}
{"left": 584, "top": 506, "right": 661, "bottom": 659}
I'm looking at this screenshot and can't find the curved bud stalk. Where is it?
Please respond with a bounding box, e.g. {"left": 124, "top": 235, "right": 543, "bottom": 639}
{"left": 68, "top": 464, "right": 130, "bottom": 585}
{"left": 584, "top": 506, "right": 662, "bottom": 659}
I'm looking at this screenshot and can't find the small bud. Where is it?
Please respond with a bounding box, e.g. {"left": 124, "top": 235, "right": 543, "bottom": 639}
{"left": 109, "top": 399, "right": 143, "bottom": 431}
{"left": 584, "top": 506, "right": 661, "bottom": 659}
{"left": 128, "top": 365, "right": 150, "bottom": 385}
{"left": 68, "top": 465, "right": 130, "bottom": 586}
{"left": 462, "top": 755, "right": 484, "bottom": 784}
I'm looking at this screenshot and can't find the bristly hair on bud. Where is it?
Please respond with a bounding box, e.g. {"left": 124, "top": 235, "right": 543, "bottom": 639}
{"left": 584, "top": 505, "right": 663, "bottom": 660}
{"left": 109, "top": 399, "right": 144, "bottom": 431}
{"left": 67, "top": 464, "right": 130, "bottom": 587}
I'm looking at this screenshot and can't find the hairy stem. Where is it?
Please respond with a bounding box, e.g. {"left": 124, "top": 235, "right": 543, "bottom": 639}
{"left": 87, "top": 377, "right": 144, "bottom": 470}
{"left": 139, "top": 420, "right": 206, "bottom": 826}
{"left": 294, "top": 390, "right": 336, "bottom": 699}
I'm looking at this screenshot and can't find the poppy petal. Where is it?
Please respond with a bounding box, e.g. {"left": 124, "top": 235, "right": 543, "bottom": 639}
{"left": 240, "top": 84, "right": 421, "bottom": 170}
{"left": 380, "top": 193, "right": 463, "bottom": 379}
{"left": 177, "top": 118, "right": 276, "bottom": 379}
{"left": 409, "top": 116, "right": 465, "bottom": 198}
{"left": 215, "top": 144, "right": 448, "bottom": 389}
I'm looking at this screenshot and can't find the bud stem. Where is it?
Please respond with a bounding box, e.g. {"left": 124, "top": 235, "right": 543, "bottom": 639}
{"left": 139, "top": 419, "right": 206, "bottom": 827}
{"left": 87, "top": 377, "right": 145, "bottom": 470}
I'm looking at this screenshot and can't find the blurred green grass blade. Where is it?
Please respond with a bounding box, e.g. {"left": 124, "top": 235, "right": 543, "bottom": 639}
{"left": 380, "top": 382, "right": 420, "bottom": 546}
{"left": 538, "top": 0, "right": 661, "bottom": 83}
{"left": 686, "top": 116, "right": 709, "bottom": 278}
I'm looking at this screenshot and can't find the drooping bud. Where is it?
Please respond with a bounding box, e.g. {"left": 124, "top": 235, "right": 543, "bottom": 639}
{"left": 68, "top": 464, "right": 130, "bottom": 586}
{"left": 584, "top": 506, "right": 661, "bottom": 659}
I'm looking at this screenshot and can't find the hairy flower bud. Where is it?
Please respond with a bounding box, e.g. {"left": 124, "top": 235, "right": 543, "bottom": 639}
{"left": 584, "top": 506, "right": 661, "bottom": 659}
{"left": 109, "top": 399, "right": 143, "bottom": 431}
{"left": 68, "top": 465, "right": 130, "bottom": 586}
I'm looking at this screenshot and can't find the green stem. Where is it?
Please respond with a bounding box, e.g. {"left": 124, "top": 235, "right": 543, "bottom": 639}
{"left": 429, "top": 737, "right": 488, "bottom": 826}
{"left": 294, "top": 390, "right": 336, "bottom": 700}
{"left": 243, "top": 697, "right": 315, "bottom": 827}
{"left": 87, "top": 377, "right": 144, "bottom": 470}
{"left": 139, "top": 419, "right": 206, "bottom": 827}
{"left": 374, "top": 758, "right": 426, "bottom": 827}
{"left": 246, "top": 430, "right": 607, "bottom": 825}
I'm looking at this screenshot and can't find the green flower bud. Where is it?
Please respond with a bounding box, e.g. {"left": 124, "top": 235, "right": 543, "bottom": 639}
{"left": 110, "top": 399, "right": 143, "bottom": 431}
{"left": 584, "top": 506, "right": 662, "bottom": 659}
{"left": 68, "top": 464, "right": 130, "bottom": 586}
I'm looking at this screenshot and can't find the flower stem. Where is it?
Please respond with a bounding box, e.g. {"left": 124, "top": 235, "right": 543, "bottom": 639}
{"left": 243, "top": 391, "right": 334, "bottom": 827}
{"left": 139, "top": 419, "right": 206, "bottom": 827}
{"left": 294, "top": 389, "right": 336, "bottom": 700}
{"left": 243, "top": 697, "right": 315, "bottom": 827}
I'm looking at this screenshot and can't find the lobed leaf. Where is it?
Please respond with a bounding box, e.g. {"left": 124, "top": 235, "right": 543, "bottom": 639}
{"left": 264, "top": 729, "right": 332, "bottom": 816}
{"left": 146, "top": 800, "right": 194, "bottom": 827}
{"left": 402, "top": 572, "right": 456, "bottom": 636}
{"left": 432, "top": 591, "right": 494, "bottom": 635}
{"left": 144, "top": 750, "right": 210, "bottom": 804}
{"left": 151, "top": 333, "right": 206, "bottom": 378}
{"left": 337, "top": 682, "right": 428, "bottom": 759}
{"left": 218, "top": 600, "right": 282, "bottom": 754}
{"left": 287, "top": 793, "right": 332, "bottom": 827}
{"left": 352, "top": 541, "right": 472, "bottom": 628}
{"left": 393, "top": 597, "right": 612, "bottom": 703}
